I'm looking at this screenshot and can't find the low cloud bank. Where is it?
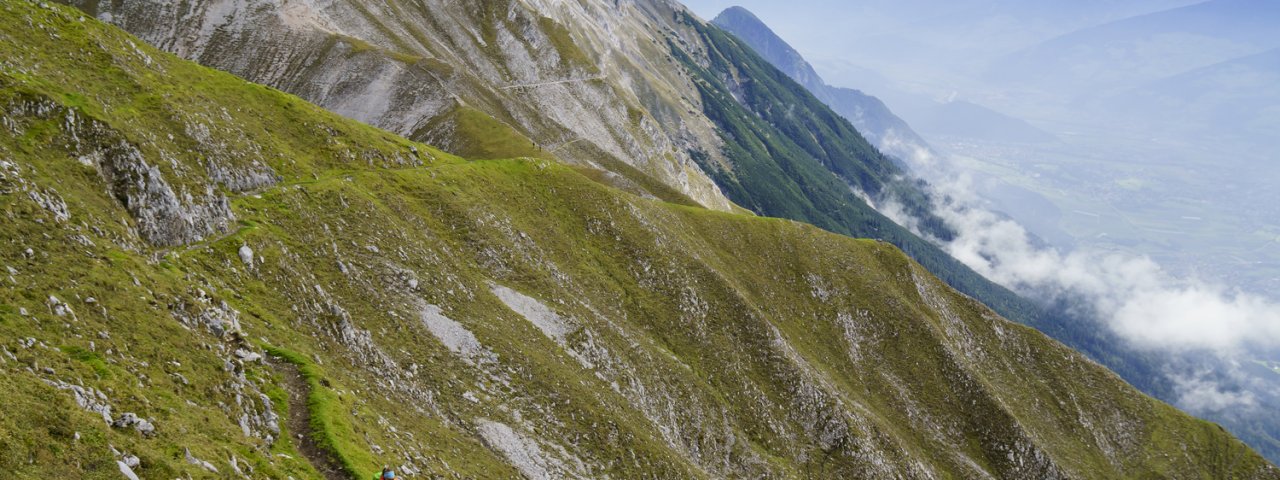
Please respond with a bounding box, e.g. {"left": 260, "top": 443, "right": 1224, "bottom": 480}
{"left": 925, "top": 184, "right": 1280, "bottom": 353}
{"left": 876, "top": 141, "right": 1280, "bottom": 415}
{"left": 1171, "top": 369, "right": 1262, "bottom": 412}
{"left": 904, "top": 173, "right": 1280, "bottom": 414}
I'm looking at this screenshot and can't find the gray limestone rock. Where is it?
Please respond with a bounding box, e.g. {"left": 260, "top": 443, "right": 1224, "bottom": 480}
{"left": 112, "top": 412, "right": 156, "bottom": 436}
{"left": 5, "top": 98, "right": 237, "bottom": 247}
{"left": 184, "top": 447, "right": 219, "bottom": 473}
{"left": 233, "top": 348, "right": 262, "bottom": 363}
{"left": 116, "top": 460, "right": 141, "bottom": 480}
{"left": 238, "top": 245, "right": 254, "bottom": 267}
{"left": 44, "top": 379, "right": 112, "bottom": 423}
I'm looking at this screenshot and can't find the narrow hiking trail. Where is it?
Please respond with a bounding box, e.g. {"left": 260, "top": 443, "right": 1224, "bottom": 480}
{"left": 267, "top": 355, "right": 349, "bottom": 480}
{"left": 498, "top": 74, "right": 606, "bottom": 90}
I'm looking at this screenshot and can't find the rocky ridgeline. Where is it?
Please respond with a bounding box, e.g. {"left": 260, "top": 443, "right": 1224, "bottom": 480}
{"left": 62, "top": 0, "right": 734, "bottom": 211}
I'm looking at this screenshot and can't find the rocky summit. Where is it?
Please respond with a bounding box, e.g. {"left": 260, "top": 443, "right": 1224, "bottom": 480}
{"left": 1, "top": 1, "right": 1277, "bottom": 479}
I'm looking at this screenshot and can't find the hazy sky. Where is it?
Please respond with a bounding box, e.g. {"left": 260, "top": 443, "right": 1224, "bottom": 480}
{"left": 678, "top": 0, "right": 886, "bottom": 79}
{"left": 677, "top": 0, "right": 1210, "bottom": 99}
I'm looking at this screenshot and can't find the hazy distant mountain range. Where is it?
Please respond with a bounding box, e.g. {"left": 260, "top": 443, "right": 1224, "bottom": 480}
{"left": 711, "top": 6, "right": 938, "bottom": 164}
{"left": 990, "top": 0, "right": 1280, "bottom": 94}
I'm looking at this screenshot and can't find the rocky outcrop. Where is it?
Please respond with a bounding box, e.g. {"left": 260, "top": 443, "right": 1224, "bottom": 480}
{"left": 3, "top": 97, "right": 239, "bottom": 246}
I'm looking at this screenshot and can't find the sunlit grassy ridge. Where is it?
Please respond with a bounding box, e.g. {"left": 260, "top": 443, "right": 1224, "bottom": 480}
{"left": 0, "top": 2, "right": 1275, "bottom": 478}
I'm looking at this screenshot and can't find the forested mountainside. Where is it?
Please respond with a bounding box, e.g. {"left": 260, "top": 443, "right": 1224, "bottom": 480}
{"left": 710, "top": 6, "right": 936, "bottom": 165}
{"left": 3, "top": 2, "right": 1278, "bottom": 478}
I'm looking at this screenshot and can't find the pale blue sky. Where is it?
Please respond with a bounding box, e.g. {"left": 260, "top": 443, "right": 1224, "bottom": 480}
{"left": 676, "top": 0, "right": 1209, "bottom": 96}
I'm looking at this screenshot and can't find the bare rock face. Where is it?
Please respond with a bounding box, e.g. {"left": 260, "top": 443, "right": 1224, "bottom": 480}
{"left": 43, "top": 379, "right": 113, "bottom": 423}
{"left": 65, "top": 0, "right": 734, "bottom": 211}
{"left": 116, "top": 461, "right": 141, "bottom": 480}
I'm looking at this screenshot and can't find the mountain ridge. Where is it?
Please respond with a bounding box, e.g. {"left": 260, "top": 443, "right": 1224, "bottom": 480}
{"left": 710, "top": 6, "right": 938, "bottom": 166}
{"left": 2, "top": 0, "right": 1278, "bottom": 478}
{"left": 66, "top": 0, "right": 1061, "bottom": 373}
{"left": 63, "top": 0, "right": 738, "bottom": 212}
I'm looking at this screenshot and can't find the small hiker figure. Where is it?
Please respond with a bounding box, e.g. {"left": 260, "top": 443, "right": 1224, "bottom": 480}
{"left": 374, "top": 467, "right": 396, "bottom": 479}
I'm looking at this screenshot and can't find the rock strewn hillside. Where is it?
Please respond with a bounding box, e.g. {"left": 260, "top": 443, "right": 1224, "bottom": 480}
{"left": 66, "top": 0, "right": 1064, "bottom": 379}
{"left": 62, "top": 0, "right": 735, "bottom": 211}
{"left": 2, "top": 2, "right": 1278, "bottom": 478}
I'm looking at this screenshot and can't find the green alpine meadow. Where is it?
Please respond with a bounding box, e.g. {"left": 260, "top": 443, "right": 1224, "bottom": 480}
{"left": 1, "top": 1, "right": 1277, "bottom": 478}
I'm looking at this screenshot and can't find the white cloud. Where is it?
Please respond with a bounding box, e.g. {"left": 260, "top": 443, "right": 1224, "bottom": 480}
{"left": 1113, "top": 286, "right": 1280, "bottom": 351}
{"left": 1173, "top": 373, "right": 1258, "bottom": 412}
{"left": 881, "top": 164, "right": 1280, "bottom": 353}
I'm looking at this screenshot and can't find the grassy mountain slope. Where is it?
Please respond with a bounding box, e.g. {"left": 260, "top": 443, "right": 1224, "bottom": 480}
{"left": 1, "top": 2, "right": 1277, "bottom": 478}
{"left": 55, "top": 0, "right": 1129, "bottom": 424}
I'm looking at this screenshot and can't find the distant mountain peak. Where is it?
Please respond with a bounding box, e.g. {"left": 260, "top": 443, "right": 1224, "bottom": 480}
{"left": 718, "top": 5, "right": 758, "bottom": 18}
{"left": 711, "top": 5, "right": 937, "bottom": 166}
{"left": 712, "top": 6, "right": 822, "bottom": 88}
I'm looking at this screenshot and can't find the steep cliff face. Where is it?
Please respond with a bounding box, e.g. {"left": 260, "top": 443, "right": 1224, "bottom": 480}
{"left": 63, "top": 0, "right": 735, "bottom": 211}
{"left": 2, "top": 3, "right": 1278, "bottom": 479}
